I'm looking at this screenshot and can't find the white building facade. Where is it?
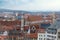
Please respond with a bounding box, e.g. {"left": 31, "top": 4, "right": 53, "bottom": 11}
{"left": 37, "top": 33, "right": 46, "bottom": 40}
{"left": 46, "top": 28, "right": 58, "bottom": 40}
{"left": 57, "top": 28, "right": 60, "bottom": 40}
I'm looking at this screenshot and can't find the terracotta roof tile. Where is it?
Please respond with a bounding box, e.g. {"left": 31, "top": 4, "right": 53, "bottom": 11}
{"left": 2, "top": 26, "right": 15, "bottom": 30}
{"left": 24, "top": 25, "right": 29, "bottom": 30}
{"left": 26, "top": 33, "right": 37, "bottom": 38}
{"left": 44, "top": 17, "right": 52, "bottom": 20}
{"left": 0, "top": 20, "right": 21, "bottom": 31}
{"left": 0, "top": 20, "right": 21, "bottom": 26}
{"left": 30, "top": 24, "right": 39, "bottom": 29}
{"left": 36, "top": 28, "right": 45, "bottom": 33}
{"left": 27, "top": 15, "right": 43, "bottom": 21}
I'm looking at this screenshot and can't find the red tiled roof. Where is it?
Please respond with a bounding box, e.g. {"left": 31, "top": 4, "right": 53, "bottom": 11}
{"left": 0, "top": 20, "right": 21, "bottom": 26}
{"left": 30, "top": 24, "right": 39, "bottom": 29}
{"left": 0, "top": 20, "right": 21, "bottom": 31}
{"left": 44, "top": 17, "right": 52, "bottom": 20}
{"left": 2, "top": 26, "right": 15, "bottom": 30}
{"left": 26, "top": 15, "right": 43, "bottom": 21}
{"left": 24, "top": 25, "right": 29, "bottom": 30}
{"left": 36, "top": 28, "right": 45, "bottom": 33}
{"left": 0, "top": 36, "right": 8, "bottom": 38}
{"left": 26, "top": 33, "right": 37, "bottom": 38}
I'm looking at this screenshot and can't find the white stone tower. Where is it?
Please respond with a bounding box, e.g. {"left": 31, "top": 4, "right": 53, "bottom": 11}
{"left": 21, "top": 13, "right": 24, "bottom": 31}
{"left": 52, "top": 12, "right": 56, "bottom": 24}
{"left": 16, "top": 13, "right": 18, "bottom": 16}
{"left": 15, "top": 12, "right": 18, "bottom": 20}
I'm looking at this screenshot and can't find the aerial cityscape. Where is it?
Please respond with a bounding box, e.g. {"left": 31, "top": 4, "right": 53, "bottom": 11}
{"left": 0, "top": 0, "right": 60, "bottom": 40}
{"left": 0, "top": 10, "right": 59, "bottom": 40}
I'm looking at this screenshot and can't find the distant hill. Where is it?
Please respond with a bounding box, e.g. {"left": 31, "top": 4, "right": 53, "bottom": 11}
{"left": 0, "top": 9, "right": 29, "bottom": 13}
{"left": 0, "top": 9, "right": 60, "bottom": 14}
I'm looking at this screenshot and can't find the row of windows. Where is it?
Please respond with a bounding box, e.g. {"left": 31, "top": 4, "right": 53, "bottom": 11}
{"left": 47, "top": 38, "right": 55, "bottom": 40}
{"left": 58, "top": 32, "right": 60, "bottom": 34}
{"left": 39, "top": 38, "right": 45, "bottom": 40}
{"left": 58, "top": 36, "right": 60, "bottom": 38}
{"left": 47, "top": 31, "right": 56, "bottom": 34}
{"left": 48, "top": 28, "right": 57, "bottom": 30}
{"left": 39, "top": 35, "right": 45, "bottom": 37}
{"left": 47, "top": 35, "right": 56, "bottom": 38}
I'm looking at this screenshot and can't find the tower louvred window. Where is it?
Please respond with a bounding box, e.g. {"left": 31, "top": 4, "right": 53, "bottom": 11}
{"left": 31, "top": 26, "right": 36, "bottom": 33}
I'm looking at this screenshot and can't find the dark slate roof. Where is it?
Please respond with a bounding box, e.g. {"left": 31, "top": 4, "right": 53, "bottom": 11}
{"left": 41, "top": 23, "right": 51, "bottom": 28}
{"left": 48, "top": 19, "right": 60, "bottom": 29}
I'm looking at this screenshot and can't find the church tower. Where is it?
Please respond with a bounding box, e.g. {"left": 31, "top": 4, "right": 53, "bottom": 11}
{"left": 21, "top": 13, "right": 24, "bottom": 31}
{"left": 52, "top": 12, "right": 56, "bottom": 24}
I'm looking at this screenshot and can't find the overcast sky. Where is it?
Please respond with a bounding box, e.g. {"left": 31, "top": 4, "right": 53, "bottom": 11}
{"left": 0, "top": 0, "right": 60, "bottom": 11}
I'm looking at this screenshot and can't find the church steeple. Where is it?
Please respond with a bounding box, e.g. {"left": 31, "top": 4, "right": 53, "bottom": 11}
{"left": 21, "top": 12, "right": 24, "bottom": 31}
{"left": 52, "top": 12, "right": 56, "bottom": 24}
